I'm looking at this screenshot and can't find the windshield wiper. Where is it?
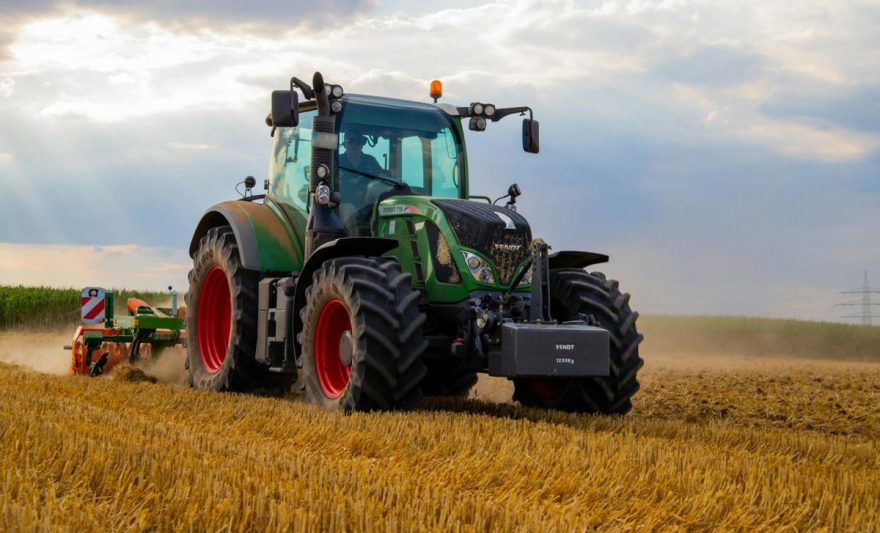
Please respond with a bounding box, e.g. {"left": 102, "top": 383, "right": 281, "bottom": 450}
{"left": 339, "top": 166, "right": 404, "bottom": 188}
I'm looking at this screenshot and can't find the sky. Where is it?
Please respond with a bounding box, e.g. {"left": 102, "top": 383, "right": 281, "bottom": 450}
{"left": 0, "top": 0, "right": 878, "bottom": 323}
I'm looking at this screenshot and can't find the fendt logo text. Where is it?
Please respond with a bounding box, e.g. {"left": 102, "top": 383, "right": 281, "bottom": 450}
{"left": 555, "top": 344, "right": 575, "bottom": 350}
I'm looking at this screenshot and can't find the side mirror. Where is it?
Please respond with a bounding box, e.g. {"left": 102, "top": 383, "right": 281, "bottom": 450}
{"left": 522, "top": 118, "right": 539, "bottom": 154}
{"left": 271, "top": 90, "right": 299, "bottom": 127}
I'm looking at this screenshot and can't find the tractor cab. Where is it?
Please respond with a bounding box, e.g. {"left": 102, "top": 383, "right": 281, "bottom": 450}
{"left": 267, "top": 94, "right": 466, "bottom": 237}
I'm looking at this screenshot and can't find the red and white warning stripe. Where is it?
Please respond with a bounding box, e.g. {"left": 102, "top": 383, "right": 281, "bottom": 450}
{"left": 80, "top": 287, "right": 106, "bottom": 324}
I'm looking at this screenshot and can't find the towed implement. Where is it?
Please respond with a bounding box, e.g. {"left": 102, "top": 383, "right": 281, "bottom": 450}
{"left": 185, "top": 73, "right": 644, "bottom": 413}
{"left": 67, "top": 287, "right": 185, "bottom": 376}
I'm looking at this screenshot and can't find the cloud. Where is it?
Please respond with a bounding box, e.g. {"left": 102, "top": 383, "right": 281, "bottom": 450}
{"left": 0, "top": 0, "right": 878, "bottom": 322}
{"left": 0, "top": 76, "right": 13, "bottom": 97}
{"left": 760, "top": 83, "right": 880, "bottom": 134}
{"left": 167, "top": 142, "right": 217, "bottom": 151}
{"left": 0, "top": 242, "right": 189, "bottom": 291}
{"left": 3, "top": 0, "right": 877, "bottom": 160}
{"left": 656, "top": 46, "right": 768, "bottom": 86}
{"left": 669, "top": 82, "right": 880, "bottom": 160}
{"left": 0, "top": 0, "right": 375, "bottom": 32}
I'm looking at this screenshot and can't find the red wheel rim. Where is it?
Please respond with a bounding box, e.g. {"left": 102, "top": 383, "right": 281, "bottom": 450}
{"left": 314, "top": 298, "right": 352, "bottom": 398}
{"left": 532, "top": 378, "right": 564, "bottom": 400}
{"left": 197, "top": 266, "right": 231, "bottom": 373}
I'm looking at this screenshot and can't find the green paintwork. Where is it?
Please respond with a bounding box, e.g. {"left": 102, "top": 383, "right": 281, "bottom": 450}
{"left": 266, "top": 198, "right": 308, "bottom": 271}
{"left": 450, "top": 116, "right": 470, "bottom": 198}
{"left": 133, "top": 315, "right": 184, "bottom": 331}
{"left": 225, "top": 200, "right": 305, "bottom": 273}
{"left": 103, "top": 291, "right": 114, "bottom": 327}
{"left": 373, "top": 195, "right": 531, "bottom": 304}
{"left": 260, "top": 199, "right": 306, "bottom": 272}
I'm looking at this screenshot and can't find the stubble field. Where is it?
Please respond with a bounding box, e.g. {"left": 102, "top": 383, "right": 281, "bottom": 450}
{"left": 0, "top": 318, "right": 878, "bottom": 531}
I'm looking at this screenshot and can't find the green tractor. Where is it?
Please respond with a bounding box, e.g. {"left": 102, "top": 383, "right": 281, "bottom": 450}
{"left": 185, "top": 72, "right": 644, "bottom": 413}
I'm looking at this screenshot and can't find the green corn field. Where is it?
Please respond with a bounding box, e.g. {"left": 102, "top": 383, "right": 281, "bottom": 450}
{"left": 0, "top": 286, "right": 170, "bottom": 330}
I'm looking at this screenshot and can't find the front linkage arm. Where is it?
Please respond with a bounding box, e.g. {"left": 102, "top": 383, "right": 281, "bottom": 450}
{"left": 528, "top": 239, "right": 552, "bottom": 322}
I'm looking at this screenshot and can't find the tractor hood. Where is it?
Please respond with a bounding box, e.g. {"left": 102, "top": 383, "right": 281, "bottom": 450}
{"left": 430, "top": 199, "right": 532, "bottom": 285}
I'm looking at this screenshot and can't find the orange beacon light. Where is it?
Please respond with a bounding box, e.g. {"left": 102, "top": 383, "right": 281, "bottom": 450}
{"left": 430, "top": 80, "right": 442, "bottom": 102}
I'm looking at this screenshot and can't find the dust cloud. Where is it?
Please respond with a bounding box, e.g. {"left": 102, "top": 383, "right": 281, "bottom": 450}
{"left": 638, "top": 315, "right": 880, "bottom": 361}
{"left": 139, "top": 346, "right": 187, "bottom": 385}
{"left": 0, "top": 330, "right": 188, "bottom": 384}
{"left": 470, "top": 376, "right": 513, "bottom": 404}
{"left": 0, "top": 330, "right": 72, "bottom": 374}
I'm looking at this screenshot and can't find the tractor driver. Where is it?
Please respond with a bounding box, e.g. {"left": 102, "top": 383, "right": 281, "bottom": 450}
{"left": 337, "top": 128, "right": 386, "bottom": 234}
{"left": 339, "top": 129, "right": 383, "bottom": 177}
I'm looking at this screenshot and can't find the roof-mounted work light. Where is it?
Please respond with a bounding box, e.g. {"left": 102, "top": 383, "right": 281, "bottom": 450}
{"left": 468, "top": 102, "right": 497, "bottom": 118}
{"left": 468, "top": 116, "right": 487, "bottom": 131}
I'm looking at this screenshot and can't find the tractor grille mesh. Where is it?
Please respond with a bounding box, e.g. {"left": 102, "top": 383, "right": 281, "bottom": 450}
{"left": 431, "top": 199, "right": 531, "bottom": 285}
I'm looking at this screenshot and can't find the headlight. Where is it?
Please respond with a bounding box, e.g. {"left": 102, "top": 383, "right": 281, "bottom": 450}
{"left": 484, "top": 104, "right": 495, "bottom": 117}
{"left": 471, "top": 102, "right": 484, "bottom": 115}
{"left": 462, "top": 251, "right": 495, "bottom": 284}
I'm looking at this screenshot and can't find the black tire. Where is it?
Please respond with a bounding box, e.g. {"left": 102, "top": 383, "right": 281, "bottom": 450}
{"left": 513, "top": 269, "right": 644, "bottom": 414}
{"left": 421, "top": 366, "right": 478, "bottom": 398}
{"left": 297, "top": 257, "right": 427, "bottom": 412}
{"left": 185, "top": 226, "right": 294, "bottom": 393}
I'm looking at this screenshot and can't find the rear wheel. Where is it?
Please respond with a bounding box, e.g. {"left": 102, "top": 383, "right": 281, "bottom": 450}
{"left": 513, "top": 269, "right": 644, "bottom": 414}
{"left": 298, "top": 257, "right": 427, "bottom": 412}
{"left": 186, "top": 226, "right": 294, "bottom": 393}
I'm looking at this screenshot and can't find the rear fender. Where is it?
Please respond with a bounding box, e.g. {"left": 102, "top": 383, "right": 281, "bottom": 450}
{"left": 189, "top": 201, "right": 302, "bottom": 273}
{"left": 548, "top": 250, "right": 608, "bottom": 270}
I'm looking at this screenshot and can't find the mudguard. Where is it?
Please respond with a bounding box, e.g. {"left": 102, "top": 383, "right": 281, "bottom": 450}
{"left": 290, "top": 237, "right": 399, "bottom": 359}
{"left": 189, "top": 201, "right": 303, "bottom": 273}
{"left": 548, "top": 250, "right": 608, "bottom": 270}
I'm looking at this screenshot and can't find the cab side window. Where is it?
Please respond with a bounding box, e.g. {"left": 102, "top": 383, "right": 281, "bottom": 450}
{"left": 268, "top": 109, "right": 316, "bottom": 211}
{"left": 400, "top": 136, "right": 426, "bottom": 192}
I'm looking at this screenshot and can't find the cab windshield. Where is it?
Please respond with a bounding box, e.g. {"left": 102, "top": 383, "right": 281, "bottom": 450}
{"left": 335, "top": 95, "right": 464, "bottom": 234}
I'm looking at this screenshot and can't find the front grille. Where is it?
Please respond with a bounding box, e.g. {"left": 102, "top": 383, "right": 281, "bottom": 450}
{"left": 489, "top": 231, "right": 531, "bottom": 285}
{"left": 432, "top": 199, "right": 531, "bottom": 285}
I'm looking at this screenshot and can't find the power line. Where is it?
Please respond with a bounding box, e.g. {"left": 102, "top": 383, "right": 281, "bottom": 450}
{"left": 836, "top": 270, "right": 880, "bottom": 326}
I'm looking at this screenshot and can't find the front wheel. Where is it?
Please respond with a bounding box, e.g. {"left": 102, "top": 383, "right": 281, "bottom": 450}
{"left": 298, "top": 257, "right": 427, "bottom": 412}
{"left": 513, "top": 269, "right": 644, "bottom": 414}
